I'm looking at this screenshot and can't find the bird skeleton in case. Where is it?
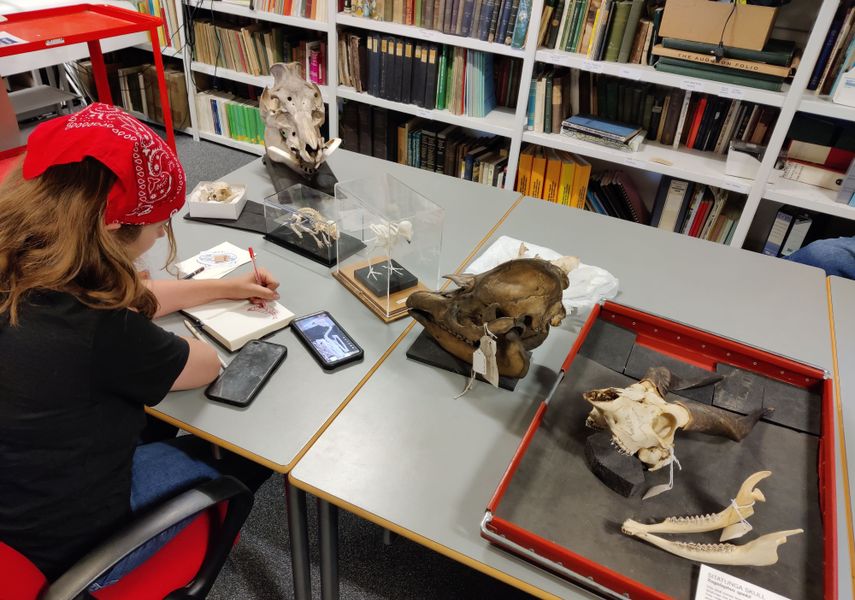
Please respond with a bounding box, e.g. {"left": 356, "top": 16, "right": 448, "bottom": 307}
{"left": 260, "top": 62, "right": 341, "bottom": 177}
{"left": 585, "top": 367, "right": 769, "bottom": 471}
{"left": 364, "top": 219, "right": 414, "bottom": 280}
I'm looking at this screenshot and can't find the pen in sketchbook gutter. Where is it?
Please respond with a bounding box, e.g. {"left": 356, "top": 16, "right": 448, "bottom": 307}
{"left": 183, "top": 319, "right": 228, "bottom": 369}
{"left": 181, "top": 266, "right": 206, "bottom": 280}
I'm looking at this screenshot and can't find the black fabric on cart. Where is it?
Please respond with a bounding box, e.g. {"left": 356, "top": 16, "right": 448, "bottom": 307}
{"left": 624, "top": 344, "right": 717, "bottom": 405}
{"left": 577, "top": 320, "right": 637, "bottom": 373}
{"left": 496, "top": 353, "right": 823, "bottom": 600}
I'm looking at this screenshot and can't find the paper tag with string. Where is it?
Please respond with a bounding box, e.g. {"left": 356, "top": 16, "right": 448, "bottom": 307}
{"left": 720, "top": 500, "right": 754, "bottom": 541}
{"left": 643, "top": 449, "right": 682, "bottom": 500}
{"left": 472, "top": 325, "right": 499, "bottom": 388}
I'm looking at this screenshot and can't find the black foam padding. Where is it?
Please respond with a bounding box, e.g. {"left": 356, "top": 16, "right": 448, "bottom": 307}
{"left": 184, "top": 200, "right": 267, "bottom": 233}
{"left": 763, "top": 378, "right": 822, "bottom": 436}
{"left": 585, "top": 431, "right": 646, "bottom": 497}
{"left": 624, "top": 344, "right": 716, "bottom": 405}
{"left": 406, "top": 329, "right": 519, "bottom": 391}
{"left": 495, "top": 354, "right": 823, "bottom": 600}
{"left": 714, "top": 364, "right": 766, "bottom": 415}
{"left": 264, "top": 228, "right": 365, "bottom": 267}
{"left": 577, "top": 320, "right": 637, "bottom": 373}
{"left": 712, "top": 366, "right": 822, "bottom": 436}
{"left": 263, "top": 155, "right": 337, "bottom": 196}
{"left": 354, "top": 260, "right": 418, "bottom": 296}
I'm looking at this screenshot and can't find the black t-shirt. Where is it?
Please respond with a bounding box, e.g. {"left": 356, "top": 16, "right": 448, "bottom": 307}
{"left": 0, "top": 291, "right": 189, "bottom": 579}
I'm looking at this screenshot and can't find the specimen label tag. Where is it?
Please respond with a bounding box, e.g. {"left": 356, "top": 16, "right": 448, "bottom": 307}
{"left": 473, "top": 334, "right": 499, "bottom": 387}
{"left": 695, "top": 565, "right": 789, "bottom": 600}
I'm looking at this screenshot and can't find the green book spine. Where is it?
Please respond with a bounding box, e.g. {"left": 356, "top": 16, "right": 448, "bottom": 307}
{"left": 416, "top": 0, "right": 423, "bottom": 26}
{"left": 617, "top": 0, "right": 644, "bottom": 63}
{"left": 662, "top": 37, "right": 795, "bottom": 68}
{"left": 240, "top": 105, "right": 250, "bottom": 142}
{"left": 657, "top": 57, "right": 785, "bottom": 84}
{"left": 654, "top": 61, "right": 783, "bottom": 92}
{"left": 603, "top": 1, "right": 631, "bottom": 62}
{"left": 544, "top": 72, "right": 553, "bottom": 134}
{"left": 255, "top": 109, "right": 264, "bottom": 144}
{"left": 569, "top": 0, "right": 588, "bottom": 51}
{"left": 560, "top": 0, "right": 579, "bottom": 52}
{"left": 648, "top": 7, "right": 663, "bottom": 65}
{"left": 641, "top": 90, "right": 655, "bottom": 132}
{"left": 225, "top": 102, "right": 236, "bottom": 140}
{"left": 436, "top": 46, "right": 448, "bottom": 109}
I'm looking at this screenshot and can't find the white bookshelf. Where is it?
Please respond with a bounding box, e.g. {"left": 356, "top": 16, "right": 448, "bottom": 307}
{"left": 133, "top": 42, "right": 185, "bottom": 59}
{"left": 127, "top": 0, "right": 855, "bottom": 251}
{"left": 198, "top": 130, "right": 266, "bottom": 154}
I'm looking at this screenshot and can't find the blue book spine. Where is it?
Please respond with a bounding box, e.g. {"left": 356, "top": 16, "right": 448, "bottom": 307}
{"left": 461, "top": 0, "right": 476, "bottom": 37}
{"left": 496, "top": 0, "right": 512, "bottom": 46}
{"left": 848, "top": 191, "right": 855, "bottom": 207}
{"left": 526, "top": 79, "right": 536, "bottom": 129}
{"left": 511, "top": 0, "right": 531, "bottom": 49}
{"left": 809, "top": 7, "right": 846, "bottom": 90}
{"left": 210, "top": 99, "right": 221, "bottom": 135}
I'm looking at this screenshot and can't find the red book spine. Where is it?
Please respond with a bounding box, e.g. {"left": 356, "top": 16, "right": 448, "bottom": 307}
{"left": 310, "top": 50, "right": 320, "bottom": 83}
{"left": 686, "top": 97, "right": 707, "bottom": 149}
{"left": 689, "top": 200, "right": 711, "bottom": 237}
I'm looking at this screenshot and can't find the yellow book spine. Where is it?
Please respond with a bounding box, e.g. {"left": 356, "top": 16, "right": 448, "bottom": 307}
{"left": 570, "top": 154, "right": 592, "bottom": 208}
{"left": 558, "top": 158, "right": 576, "bottom": 207}
{"left": 543, "top": 157, "right": 562, "bottom": 203}
{"left": 530, "top": 154, "right": 548, "bottom": 200}
{"left": 587, "top": 8, "right": 602, "bottom": 57}
{"left": 516, "top": 151, "right": 534, "bottom": 195}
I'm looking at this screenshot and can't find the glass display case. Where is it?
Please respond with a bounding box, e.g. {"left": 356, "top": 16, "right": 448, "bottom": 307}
{"left": 333, "top": 174, "right": 444, "bottom": 322}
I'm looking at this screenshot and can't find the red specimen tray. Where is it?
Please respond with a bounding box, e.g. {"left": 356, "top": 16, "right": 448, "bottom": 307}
{"left": 482, "top": 301, "right": 836, "bottom": 600}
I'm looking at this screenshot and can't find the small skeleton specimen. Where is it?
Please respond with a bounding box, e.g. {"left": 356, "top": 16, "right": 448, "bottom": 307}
{"left": 407, "top": 256, "right": 578, "bottom": 378}
{"left": 199, "top": 182, "right": 235, "bottom": 203}
{"left": 281, "top": 207, "right": 339, "bottom": 249}
{"left": 364, "top": 219, "right": 414, "bottom": 280}
{"left": 585, "top": 367, "right": 769, "bottom": 471}
{"left": 621, "top": 471, "right": 803, "bottom": 567}
{"left": 622, "top": 471, "right": 771, "bottom": 542}
{"left": 260, "top": 62, "right": 341, "bottom": 177}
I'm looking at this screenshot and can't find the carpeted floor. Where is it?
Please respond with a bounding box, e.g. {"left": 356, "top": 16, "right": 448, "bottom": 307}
{"left": 173, "top": 132, "right": 534, "bottom": 599}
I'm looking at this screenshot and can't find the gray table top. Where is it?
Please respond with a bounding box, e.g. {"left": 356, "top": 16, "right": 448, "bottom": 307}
{"left": 147, "top": 151, "right": 520, "bottom": 471}
{"left": 827, "top": 276, "right": 855, "bottom": 597}
{"left": 291, "top": 197, "right": 844, "bottom": 599}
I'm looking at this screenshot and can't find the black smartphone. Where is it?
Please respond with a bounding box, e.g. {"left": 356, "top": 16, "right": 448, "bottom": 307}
{"left": 291, "top": 311, "right": 364, "bottom": 370}
{"left": 205, "top": 340, "right": 287, "bottom": 407}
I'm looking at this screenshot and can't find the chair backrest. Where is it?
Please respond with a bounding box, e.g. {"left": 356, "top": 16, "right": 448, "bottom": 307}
{"left": 0, "top": 542, "right": 47, "bottom": 600}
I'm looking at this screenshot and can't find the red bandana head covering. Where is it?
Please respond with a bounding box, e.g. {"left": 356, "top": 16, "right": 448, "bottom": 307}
{"left": 22, "top": 103, "right": 186, "bottom": 225}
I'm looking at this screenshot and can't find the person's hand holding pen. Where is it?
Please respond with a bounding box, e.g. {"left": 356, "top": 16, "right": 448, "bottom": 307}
{"left": 223, "top": 267, "right": 280, "bottom": 304}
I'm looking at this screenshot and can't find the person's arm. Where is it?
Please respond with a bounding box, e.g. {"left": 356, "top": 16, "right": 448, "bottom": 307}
{"left": 146, "top": 268, "right": 281, "bottom": 318}
{"left": 171, "top": 338, "right": 222, "bottom": 390}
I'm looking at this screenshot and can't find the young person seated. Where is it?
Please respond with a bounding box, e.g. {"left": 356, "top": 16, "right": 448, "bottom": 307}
{"left": 0, "top": 104, "right": 272, "bottom": 590}
{"left": 785, "top": 236, "right": 855, "bottom": 280}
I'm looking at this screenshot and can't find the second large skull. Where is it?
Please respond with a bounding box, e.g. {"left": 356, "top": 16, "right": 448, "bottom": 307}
{"left": 406, "top": 257, "right": 576, "bottom": 379}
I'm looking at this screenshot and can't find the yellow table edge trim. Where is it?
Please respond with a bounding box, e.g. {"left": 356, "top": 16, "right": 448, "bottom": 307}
{"left": 826, "top": 277, "right": 855, "bottom": 589}
{"left": 147, "top": 192, "right": 526, "bottom": 473}
{"left": 289, "top": 477, "right": 561, "bottom": 600}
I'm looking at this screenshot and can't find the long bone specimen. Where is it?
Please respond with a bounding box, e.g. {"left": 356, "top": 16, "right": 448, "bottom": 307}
{"left": 622, "top": 471, "right": 771, "bottom": 542}
{"left": 620, "top": 529, "right": 803, "bottom": 567}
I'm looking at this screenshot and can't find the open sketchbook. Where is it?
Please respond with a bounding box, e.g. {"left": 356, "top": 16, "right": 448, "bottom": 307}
{"left": 183, "top": 299, "right": 295, "bottom": 351}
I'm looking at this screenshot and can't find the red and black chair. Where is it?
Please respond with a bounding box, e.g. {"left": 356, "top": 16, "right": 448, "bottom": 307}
{"left": 0, "top": 476, "right": 252, "bottom": 600}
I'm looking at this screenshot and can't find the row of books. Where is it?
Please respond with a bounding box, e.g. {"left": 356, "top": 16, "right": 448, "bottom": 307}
{"left": 344, "top": 0, "right": 532, "bottom": 49}
{"left": 192, "top": 19, "right": 327, "bottom": 83}
{"left": 526, "top": 69, "right": 778, "bottom": 153}
{"left": 194, "top": 90, "right": 267, "bottom": 145}
{"left": 762, "top": 207, "right": 813, "bottom": 258}
{"left": 650, "top": 177, "right": 743, "bottom": 245}
{"left": 338, "top": 32, "right": 515, "bottom": 117}
{"left": 134, "top": 0, "right": 181, "bottom": 49}
{"left": 516, "top": 144, "right": 592, "bottom": 208}
{"left": 340, "top": 103, "right": 510, "bottom": 187}
{"left": 219, "top": 0, "right": 328, "bottom": 21}
{"left": 808, "top": 0, "right": 855, "bottom": 97}
{"left": 539, "top": 0, "right": 663, "bottom": 65}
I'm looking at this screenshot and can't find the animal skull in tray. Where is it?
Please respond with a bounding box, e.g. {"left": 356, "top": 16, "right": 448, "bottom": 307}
{"left": 406, "top": 257, "right": 578, "bottom": 379}
{"left": 260, "top": 62, "right": 341, "bottom": 176}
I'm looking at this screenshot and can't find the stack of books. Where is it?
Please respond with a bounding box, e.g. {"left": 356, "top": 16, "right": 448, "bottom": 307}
{"left": 340, "top": 103, "right": 511, "bottom": 187}
{"left": 515, "top": 144, "right": 592, "bottom": 207}
{"left": 560, "top": 113, "right": 646, "bottom": 152}
{"left": 527, "top": 70, "right": 778, "bottom": 153}
{"left": 343, "top": 0, "right": 533, "bottom": 49}
{"left": 780, "top": 113, "right": 855, "bottom": 194}
{"left": 650, "top": 177, "right": 744, "bottom": 244}
{"left": 539, "top": 0, "right": 663, "bottom": 66}
{"left": 808, "top": 0, "right": 855, "bottom": 98}
{"left": 193, "top": 19, "right": 327, "bottom": 84}
{"left": 194, "top": 90, "right": 267, "bottom": 145}
{"left": 339, "top": 32, "right": 518, "bottom": 117}
{"left": 652, "top": 37, "right": 797, "bottom": 92}
{"left": 253, "top": 0, "right": 328, "bottom": 21}
{"left": 134, "top": 0, "right": 181, "bottom": 49}
{"left": 585, "top": 170, "right": 648, "bottom": 223}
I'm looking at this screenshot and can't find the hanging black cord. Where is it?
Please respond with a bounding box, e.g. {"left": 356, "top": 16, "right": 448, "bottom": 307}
{"left": 714, "top": 1, "right": 738, "bottom": 62}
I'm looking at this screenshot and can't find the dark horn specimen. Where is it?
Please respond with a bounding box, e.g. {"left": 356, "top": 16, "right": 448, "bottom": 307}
{"left": 677, "top": 401, "right": 772, "bottom": 441}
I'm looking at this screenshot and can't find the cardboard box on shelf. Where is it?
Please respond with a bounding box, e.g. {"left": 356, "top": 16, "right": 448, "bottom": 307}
{"left": 659, "top": 0, "right": 778, "bottom": 52}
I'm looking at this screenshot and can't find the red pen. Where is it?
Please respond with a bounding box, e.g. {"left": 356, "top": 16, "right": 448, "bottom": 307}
{"left": 248, "top": 247, "right": 265, "bottom": 307}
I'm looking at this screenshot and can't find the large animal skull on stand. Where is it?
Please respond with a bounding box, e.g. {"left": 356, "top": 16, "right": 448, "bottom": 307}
{"left": 407, "top": 257, "right": 579, "bottom": 379}
{"left": 260, "top": 62, "right": 341, "bottom": 177}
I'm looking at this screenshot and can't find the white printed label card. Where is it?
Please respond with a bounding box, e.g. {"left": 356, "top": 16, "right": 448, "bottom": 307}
{"left": 175, "top": 242, "right": 251, "bottom": 279}
{"left": 695, "top": 565, "right": 790, "bottom": 600}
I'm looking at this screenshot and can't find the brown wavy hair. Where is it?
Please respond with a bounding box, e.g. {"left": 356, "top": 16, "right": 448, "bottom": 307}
{"left": 0, "top": 157, "right": 176, "bottom": 325}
